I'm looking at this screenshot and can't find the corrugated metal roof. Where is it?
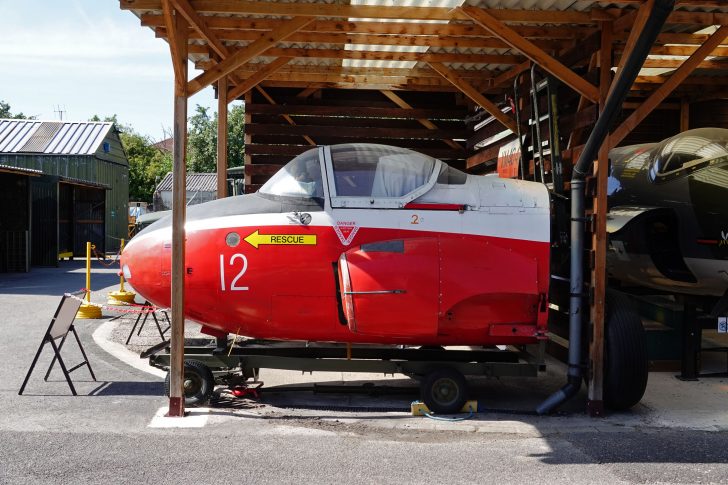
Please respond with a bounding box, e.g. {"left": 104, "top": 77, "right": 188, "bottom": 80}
{"left": 124, "top": 0, "right": 728, "bottom": 95}
{"left": 0, "top": 164, "right": 43, "bottom": 175}
{"left": 156, "top": 172, "right": 219, "bottom": 193}
{"left": 0, "top": 119, "right": 114, "bottom": 155}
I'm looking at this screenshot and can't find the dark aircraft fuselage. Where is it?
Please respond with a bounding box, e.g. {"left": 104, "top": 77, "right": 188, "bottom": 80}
{"left": 607, "top": 128, "right": 728, "bottom": 296}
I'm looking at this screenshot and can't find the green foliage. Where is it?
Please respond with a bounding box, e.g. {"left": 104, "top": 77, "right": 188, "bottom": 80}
{"left": 187, "top": 103, "right": 246, "bottom": 172}
{"left": 89, "top": 104, "right": 244, "bottom": 203}
{"left": 121, "top": 130, "right": 172, "bottom": 203}
{"left": 0, "top": 100, "right": 34, "bottom": 119}
{"left": 187, "top": 105, "right": 217, "bottom": 172}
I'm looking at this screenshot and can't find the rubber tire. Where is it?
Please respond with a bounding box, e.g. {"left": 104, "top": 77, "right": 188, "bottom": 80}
{"left": 164, "top": 360, "right": 215, "bottom": 407}
{"left": 420, "top": 368, "right": 468, "bottom": 414}
{"left": 604, "top": 290, "right": 649, "bottom": 410}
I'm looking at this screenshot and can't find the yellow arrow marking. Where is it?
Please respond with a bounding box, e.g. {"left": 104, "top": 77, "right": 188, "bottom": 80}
{"left": 244, "top": 230, "right": 317, "bottom": 249}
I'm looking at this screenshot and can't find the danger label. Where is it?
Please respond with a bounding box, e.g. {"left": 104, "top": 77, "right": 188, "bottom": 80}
{"left": 334, "top": 221, "right": 359, "bottom": 246}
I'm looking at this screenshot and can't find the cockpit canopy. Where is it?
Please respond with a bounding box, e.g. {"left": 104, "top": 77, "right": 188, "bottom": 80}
{"left": 259, "top": 144, "right": 460, "bottom": 204}
{"left": 651, "top": 128, "right": 728, "bottom": 177}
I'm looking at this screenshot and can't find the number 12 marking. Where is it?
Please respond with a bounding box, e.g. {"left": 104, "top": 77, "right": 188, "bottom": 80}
{"left": 220, "top": 253, "right": 249, "bottom": 291}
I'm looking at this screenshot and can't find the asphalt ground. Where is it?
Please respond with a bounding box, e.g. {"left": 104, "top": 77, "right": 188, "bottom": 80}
{"left": 1, "top": 261, "right": 727, "bottom": 484}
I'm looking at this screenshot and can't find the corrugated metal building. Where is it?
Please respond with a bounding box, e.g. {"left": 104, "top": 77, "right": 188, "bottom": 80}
{"left": 153, "top": 172, "right": 217, "bottom": 211}
{"left": 0, "top": 119, "right": 129, "bottom": 270}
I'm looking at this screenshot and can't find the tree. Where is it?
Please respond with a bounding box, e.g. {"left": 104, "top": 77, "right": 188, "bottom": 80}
{"left": 186, "top": 103, "right": 246, "bottom": 172}
{"left": 122, "top": 130, "right": 172, "bottom": 203}
{"left": 0, "top": 100, "right": 34, "bottom": 119}
{"left": 187, "top": 105, "right": 217, "bottom": 172}
{"left": 90, "top": 115, "right": 171, "bottom": 203}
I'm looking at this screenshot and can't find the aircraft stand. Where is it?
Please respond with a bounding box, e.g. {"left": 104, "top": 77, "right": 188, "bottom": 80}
{"left": 142, "top": 340, "right": 545, "bottom": 413}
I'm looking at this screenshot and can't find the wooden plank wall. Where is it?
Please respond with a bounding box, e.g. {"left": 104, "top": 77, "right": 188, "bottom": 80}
{"left": 465, "top": 97, "right": 728, "bottom": 172}
{"left": 244, "top": 87, "right": 469, "bottom": 192}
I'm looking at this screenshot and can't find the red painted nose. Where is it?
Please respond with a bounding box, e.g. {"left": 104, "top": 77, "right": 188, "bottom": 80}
{"left": 121, "top": 231, "right": 168, "bottom": 308}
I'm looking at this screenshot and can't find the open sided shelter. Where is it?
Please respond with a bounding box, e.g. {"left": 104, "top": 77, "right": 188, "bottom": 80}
{"left": 119, "top": 0, "right": 728, "bottom": 416}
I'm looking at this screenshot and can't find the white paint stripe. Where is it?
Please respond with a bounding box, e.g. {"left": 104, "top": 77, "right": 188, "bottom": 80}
{"left": 148, "top": 406, "right": 209, "bottom": 428}
{"left": 177, "top": 209, "right": 550, "bottom": 243}
{"left": 92, "top": 319, "right": 166, "bottom": 378}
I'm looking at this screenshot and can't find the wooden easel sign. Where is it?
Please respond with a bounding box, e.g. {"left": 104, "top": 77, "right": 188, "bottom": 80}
{"left": 19, "top": 292, "right": 96, "bottom": 396}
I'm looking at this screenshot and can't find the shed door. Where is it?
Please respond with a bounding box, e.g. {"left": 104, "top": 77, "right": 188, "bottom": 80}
{"left": 31, "top": 178, "right": 58, "bottom": 267}
{"left": 72, "top": 186, "right": 105, "bottom": 255}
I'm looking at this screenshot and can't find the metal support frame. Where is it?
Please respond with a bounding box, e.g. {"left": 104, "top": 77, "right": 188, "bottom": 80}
{"left": 19, "top": 292, "right": 96, "bottom": 396}
{"left": 147, "top": 342, "right": 543, "bottom": 380}
{"left": 125, "top": 300, "right": 170, "bottom": 345}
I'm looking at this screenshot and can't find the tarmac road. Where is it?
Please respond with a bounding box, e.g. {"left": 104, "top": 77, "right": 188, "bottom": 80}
{"left": 1, "top": 262, "right": 727, "bottom": 484}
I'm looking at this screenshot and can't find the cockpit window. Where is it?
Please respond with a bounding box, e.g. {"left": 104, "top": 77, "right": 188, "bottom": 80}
{"left": 330, "top": 144, "right": 437, "bottom": 198}
{"left": 436, "top": 164, "right": 468, "bottom": 185}
{"left": 259, "top": 148, "right": 323, "bottom": 199}
{"left": 653, "top": 128, "right": 728, "bottom": 174}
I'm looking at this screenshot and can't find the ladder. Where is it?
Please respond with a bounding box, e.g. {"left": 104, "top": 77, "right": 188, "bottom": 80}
{"left": 512, "top": 65, "right": 566, "bottom": 197}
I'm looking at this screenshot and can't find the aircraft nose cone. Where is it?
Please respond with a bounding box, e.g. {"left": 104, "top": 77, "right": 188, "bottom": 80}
{"left": 121, "top": 230, "right": 167, "bottom": 306}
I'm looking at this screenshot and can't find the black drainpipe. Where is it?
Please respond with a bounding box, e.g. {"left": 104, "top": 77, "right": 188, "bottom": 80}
{"left": 536, "top": 0, "right": 675, "bottom": 415}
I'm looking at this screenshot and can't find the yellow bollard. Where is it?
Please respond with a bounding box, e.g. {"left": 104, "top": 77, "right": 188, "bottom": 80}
{"left": 77, "top": 241, "right": 102, "bottom": 319}
{"left": 108, "top": 238, "right": 136, "bottom": 305}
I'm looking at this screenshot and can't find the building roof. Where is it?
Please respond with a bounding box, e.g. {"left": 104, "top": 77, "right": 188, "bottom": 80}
{"left": 153, "top": 137, "right": 174, "bottom": 153}
{"left": 0, "top": 119, "right": 115, "bottom": 155}
{"left": 0, "top": 164, "right": 43, "bottom": 176}
{"left": 156, "top": 172, "right": 219, "bottom": 193}
{"left": 121, "top": 0, "right": 728, "bottom": 97}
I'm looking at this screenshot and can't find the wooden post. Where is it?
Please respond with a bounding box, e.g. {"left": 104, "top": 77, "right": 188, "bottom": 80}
{"left": 217, "top": 75, "right": 228, "bottom": 199}
{"left": 244, "top": 91, "right": 253, "bottom": 191}
{"left": 680, "top": 97, "right": 690, "bottom": 132}
{"left": 587, "top": 21, "right": 612, "bottom": 417}
{"left": 165, "top": 1, "right": 188, "bottom": 418}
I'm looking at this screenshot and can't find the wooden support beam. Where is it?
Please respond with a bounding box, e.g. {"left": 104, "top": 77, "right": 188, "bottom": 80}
{"left": 254, "top": 87, "right": 316, "bottom": 146}
{"left": 460, "top": 5, "right": 600, "bottom": 103}
{"left": 568, "top": 53, "right": 598, "bottom": 150}
{"left": 227, "top": 57, "right": 291, "bottom": 100}
{"left": 428, "top": 62, "right": 516, "bottom": 133}
{"left": 123, "top": 1, "right": 597, "bottom": 24}
{"left": 245, "top": 103, "right": 466, "bottom": 119}
{"left": 217, "top": 75, "right": 228, "bottom": 199}
{"left": 197, "top": 62, "right": 492, "bottom": 82}
{"left": 380, "top": 90, "right": 461, "bottom": 150}
{"left": 244, "top": 91, "right": 253, "bottom": 190}
{"left": 680, "top": 97, "right": 690, "bottom": 132}
{"left": 256, "top": 80, "right": 468, "bottom": 93}
{"left": 161, "top": 0, "right": 186, "bottom": 93}
{"left": 157, "top": 27, "right": 570, "bottom": 51}
{"left": 142, "top": 14, "right": 597, "bottom": 40}
{"left": 188, "top": 45, "right": 524, "bottom": 65}
{"left": 612, "top": 0, "right": 654, "bottom": 83}
{"left": 169, "top": 0, "right": 228, "bottom": 59}
{"left": 588, "top": 21, "right": 612, "bottom": 418}
{"left": 127, "top": 3, "right": 728, "bottom": 26}
{"left": 611, "top": 26, "right": 728, "bottom": 147}
{"left": 296, "top": 87, "right": 318, "bottom": 99}
{"left": 187, "top": 16, "right": 313, "bottom": 96}
{"left": 246, "top": 122, "right": 465, "bottom": 140}
{"left": 640, "top": 58, "right": 728, "bottom": 69}
{"left": 629, "top": 45, "right": 728, "bottom": 57}
{"left": 164, "top": 0, "right": 188, "bottom": 418}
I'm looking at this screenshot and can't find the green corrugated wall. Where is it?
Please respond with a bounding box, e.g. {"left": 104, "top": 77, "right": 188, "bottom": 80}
{"left": 0, "top": 129, "right": 129, "bottom": 253}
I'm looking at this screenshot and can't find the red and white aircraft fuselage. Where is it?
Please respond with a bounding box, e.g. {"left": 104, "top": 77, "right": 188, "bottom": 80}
{"left": 122, "top": 144, "right": 551, "bottom": 346}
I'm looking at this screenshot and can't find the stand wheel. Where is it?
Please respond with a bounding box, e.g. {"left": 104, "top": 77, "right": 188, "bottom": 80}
{"left": 420, "top": 367, "right": 468, "bottom": 414}
{"left": 604, "top": 290, "right": 648, "bottom": 410}
{"left": 164, "top": 360, "right": 215, "bottom": 406}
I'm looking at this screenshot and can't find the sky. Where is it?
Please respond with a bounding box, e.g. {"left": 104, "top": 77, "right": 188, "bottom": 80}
{"left": 0, "top": 0, "right": 222, "bottom": 141}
